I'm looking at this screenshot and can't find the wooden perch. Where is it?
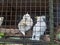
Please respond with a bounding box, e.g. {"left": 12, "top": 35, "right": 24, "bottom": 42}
{"left": 0, "top": 28, "right": 32, "bottom": 37}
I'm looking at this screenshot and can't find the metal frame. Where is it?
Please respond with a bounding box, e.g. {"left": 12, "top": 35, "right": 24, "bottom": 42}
{"left": 49, "top": 0, "right": 55, "bottom": 45}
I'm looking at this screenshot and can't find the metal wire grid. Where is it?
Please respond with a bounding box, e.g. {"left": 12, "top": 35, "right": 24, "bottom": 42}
{"left": 0, "top": 0, "right": 55, "bottom": 45}
{"left": 0, "top": 0, "right": 49, "bottom": 37}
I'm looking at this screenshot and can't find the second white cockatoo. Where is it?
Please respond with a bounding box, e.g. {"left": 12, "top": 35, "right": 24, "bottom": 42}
{"left": 0, "top": 17, "right": 4, "bottom": 26}
{"left": 18, "top": 12, "right": 33, "bottom": 36}
{"left": 31, "top": 16, "right": 47, "bottom": 40}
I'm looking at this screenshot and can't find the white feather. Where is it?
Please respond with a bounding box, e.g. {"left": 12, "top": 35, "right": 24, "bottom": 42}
{"left": 0, "top": 17, "right": 4, "bottom": 26}
{"left": 31, "top": 16, "right": 46, "bottom": 40}
{"left": 18, "top": 13, "right": 33, "bottom": 36}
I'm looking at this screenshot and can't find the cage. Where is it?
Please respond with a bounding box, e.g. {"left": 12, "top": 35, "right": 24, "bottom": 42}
{"left": 0, "top": 0, "right": 59, "bottom": 45}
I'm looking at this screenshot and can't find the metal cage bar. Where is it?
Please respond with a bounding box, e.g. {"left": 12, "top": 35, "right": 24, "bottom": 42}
{"left": 49, "top": 0, "right": 54, "bottom": 45}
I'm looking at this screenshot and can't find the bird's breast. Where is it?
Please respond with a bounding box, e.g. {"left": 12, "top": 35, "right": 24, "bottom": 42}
{"left": 36, "top": 22, "right": 46, "bottom": 26}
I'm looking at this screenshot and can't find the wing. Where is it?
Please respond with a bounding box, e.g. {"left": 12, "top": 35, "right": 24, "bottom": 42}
{"left": 32, "top": 21, "right": 46, "bottom": 40}
{"left": 25, "top": 18, "right": 33, "bottom": 31}
{"left": 18, "top": 19, "right": 26, "bottom": 35}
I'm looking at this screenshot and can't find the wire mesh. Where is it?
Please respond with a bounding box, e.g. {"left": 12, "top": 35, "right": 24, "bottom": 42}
{"left": 0, "top": 0, "right": 49, "bottom": 37}
{"left": 0, "top": 0, "right": 58, "bottom": 45}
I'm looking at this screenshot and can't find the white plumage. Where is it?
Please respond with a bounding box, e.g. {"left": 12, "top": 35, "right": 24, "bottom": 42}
{"left": 0, "top": 17, "right": 4, "bottom": 26}
{"left": 18, "top": 12, "right": 33, "bottom": 36}
{"left": 31, "top": 16, "right": 47, "bottom": 40}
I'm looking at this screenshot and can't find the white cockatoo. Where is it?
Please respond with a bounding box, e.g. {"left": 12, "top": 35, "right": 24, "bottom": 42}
{"left": 31, "top": 16, "right": 47, "bottom": 40}
{"left": 0, "top": 17, "right": 4, "bottom": 26}
{"left": 18, "top": 12, "right": 33, "bottom": 36}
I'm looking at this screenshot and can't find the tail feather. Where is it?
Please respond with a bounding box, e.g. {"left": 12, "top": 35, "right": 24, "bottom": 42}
{"left": 21, "top": 31, "right": 25, "bottom": 36}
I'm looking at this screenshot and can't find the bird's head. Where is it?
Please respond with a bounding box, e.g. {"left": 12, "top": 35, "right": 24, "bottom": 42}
{"left": 35, "top": 16, "right": 46, "bottom": 22}
{"left": 0, "top": 17, "right": 4, "bottom": 21}
{"left": 41, "top": 16, "right": 46, "bottom": 22}
{"left": 41, "top": 16, "right": 46, "bottom": 19}
{"left": 23, "top": 12, "right": 30, "bottom": 20}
